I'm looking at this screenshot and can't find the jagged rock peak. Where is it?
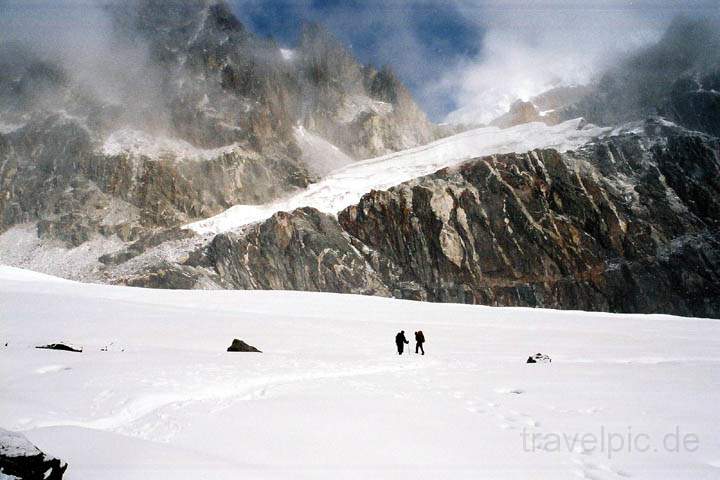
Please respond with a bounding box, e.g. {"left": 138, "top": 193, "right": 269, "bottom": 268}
{"left": 366, "top": 65, "right": 403, "bottom": 104}
{"left": 298, "top": 21, "right": 365, "bottom": 93}
{"left": 113, "top": 0, "right": 253, "bottom": 55}
{"left": 0, "top": 0, "right": 440, "bottom": 256}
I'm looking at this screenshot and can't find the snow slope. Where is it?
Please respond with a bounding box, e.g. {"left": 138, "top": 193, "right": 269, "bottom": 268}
{"left": 0, "top": 224, "right": 125, "bottom": 282}
{"left": 1, "top": 266, "right": 718, "bottom": 479}
{"left": 101, "top": 128, "right": 239, "bottom": 160}
{"left": 294, "top": 126, "right": 354, "bottom": 177}
{"left": 189, "top": 118, "right": 610, "bottom": 234}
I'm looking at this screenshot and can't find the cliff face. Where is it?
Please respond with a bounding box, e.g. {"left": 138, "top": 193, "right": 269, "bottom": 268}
{"left": 0, "top": 0, "right": 436, "bottom": 247}
{"left": 0, "top": 114, "right": 309, "bottom": 247}
{"left": 120, "top": 120, "right": 720, "bottom": 318}
{"left": 335, "top": 126, "right": 720, "bottom": 316}
{"left": 206, "top": 208, "right": 391, "bottom": 296}
{"left": 295, "top": 25, "right": 436, "bottom": 159}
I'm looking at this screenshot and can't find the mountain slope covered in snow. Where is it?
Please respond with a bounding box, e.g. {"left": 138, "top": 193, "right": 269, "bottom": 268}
{"left": 3, "top": 116, "right": 719, "bottom": 318}
{"left": 188, "top": 118, "right": 608, "bottom": 234}
{"left": 1, "top": 3, "right": 719, "bottom": 319}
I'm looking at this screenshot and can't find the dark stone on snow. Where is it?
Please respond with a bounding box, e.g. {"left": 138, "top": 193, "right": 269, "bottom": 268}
{"left": 527, "top": 353, "right": 551, "bottom": 364}
{"left": 35, "top": 343, "right": 82, "bottom": 353}
{"left": 0, "top": 427, "right": 68, "bottom": 479}
{"left": 227, "top": 339, "right": 261, "bottom": 352}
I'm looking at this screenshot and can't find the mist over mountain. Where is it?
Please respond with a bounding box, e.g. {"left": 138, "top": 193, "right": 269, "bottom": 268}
{"left": 0, "top": 0, "right": 435, "bottom": 156}
{"left": 561, "top": 16, "right": 720, "bottom": 136}
{"left": 441, "top": 1, "right": 720, "bottom": 125}
{"left": 2, "top": 4, "right": 720, "bottom": 478}
{"left": 0, "top": 0, "right": 719, "bottom": 318}
{"left": 451, "top": 15, "right": 720, "bottom": 139}
{"left": 0, "top": 0, "right": 438, "bottom": 271}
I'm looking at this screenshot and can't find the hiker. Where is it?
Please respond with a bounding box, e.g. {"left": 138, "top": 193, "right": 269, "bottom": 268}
{"left": 395, "top": 330, "right": 409, "bottom": 355}
{"left": 415, "top": 330, "right": 425, "bottom": 355}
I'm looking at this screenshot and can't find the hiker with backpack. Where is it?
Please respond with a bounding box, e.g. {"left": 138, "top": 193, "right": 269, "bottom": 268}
{"left": 415, "top": 330, "right": 425, "bottom": 355}
{"left": 395, "top": 330, "right": 409, "bottom": 355}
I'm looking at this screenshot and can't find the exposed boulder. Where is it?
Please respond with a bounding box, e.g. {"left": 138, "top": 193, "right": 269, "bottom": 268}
{"left": 527, "top": 353, "right": 552, "bottom": 364}
{"left": 0, "top": 428, "right": 67, "bottom": 479}
{"left": 227, "top": 339, "right": 261, "bottom": 352}
{"left": 35, "top": 343, "right": 82, "bottom": 353}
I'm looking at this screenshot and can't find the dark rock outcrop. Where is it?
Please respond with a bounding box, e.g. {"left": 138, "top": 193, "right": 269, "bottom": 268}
{"left": 35, "top": 343, "right": 82, "bottom": 353}
{"left": 527, "top": 353, "right": 551, "bottom": 364}
{"left": 207, "top": 208, "right": 391, "bottom": 296}
{"left": 0, "top": 428, "right": 67, "bottom": 479}
{"left": 227, "top": 339, "right": 261, "bottom": 352}
{"left": 190, "top": 120, "right": 720, "bottom": 318}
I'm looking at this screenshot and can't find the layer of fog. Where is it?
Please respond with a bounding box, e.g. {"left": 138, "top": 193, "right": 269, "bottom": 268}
{"left": 442, "top": 2, "right": 720, "bottom": 125}
{"left": 0, "top": 0, "right": 170, "bottom": 133}
{"left": 3, "top": 0, "right": 718, "bottom": 133}
{"left": 231, "top": 0, "right": 720, "bottom": 125}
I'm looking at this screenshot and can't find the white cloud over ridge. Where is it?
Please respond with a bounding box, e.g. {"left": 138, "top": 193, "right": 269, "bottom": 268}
{"left": 233, "top": 0, "right": 720, "bottom": 124}
{"left": 439, "top": 1, "right": 711, "bottom": 125}
{"left": 3, "top": 0, "right": 719, "bottom": 126}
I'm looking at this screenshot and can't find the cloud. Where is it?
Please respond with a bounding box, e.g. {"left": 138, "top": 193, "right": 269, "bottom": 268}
{"left": 4, "top": 0, "right": 718, "bottom": 127}
{"left": 230, "top": 0, "right": 483, "bottom": 119}
{"left": 232, "top": 0, "right": 720, "bottom": 123}
{"left": 443, "top": 1, "right": 670, "bottom": 124}
{"left": 0, "top": 0, "right": 168, "bottom": 131}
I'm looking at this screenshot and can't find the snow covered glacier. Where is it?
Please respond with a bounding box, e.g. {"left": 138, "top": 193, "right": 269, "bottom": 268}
{"left": 189, "top": 118, "right": 609, "bottom": 234}
{"left": 2, "top": 266, "right": 719, "bottom": 479}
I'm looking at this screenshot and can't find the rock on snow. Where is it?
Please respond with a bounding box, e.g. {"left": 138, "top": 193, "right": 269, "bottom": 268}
{"left": 0, "top": 428, "right": 67, "bottom": 479}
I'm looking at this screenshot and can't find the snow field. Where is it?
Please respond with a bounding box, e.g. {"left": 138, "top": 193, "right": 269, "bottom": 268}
{"left": 1, "top": 266, "right": 719, "bottom": 479}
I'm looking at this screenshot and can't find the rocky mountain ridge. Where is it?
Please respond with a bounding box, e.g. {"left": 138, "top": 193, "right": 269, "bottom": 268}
{"left": 104, "top": 119, "right": 720, "bottom": 318}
